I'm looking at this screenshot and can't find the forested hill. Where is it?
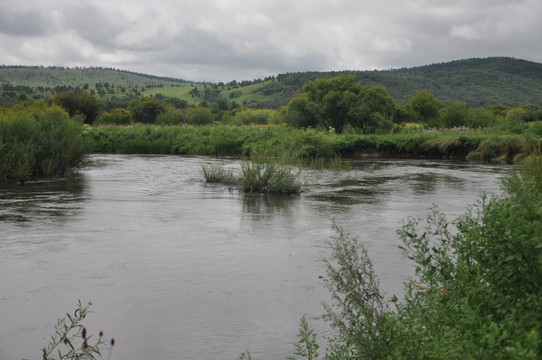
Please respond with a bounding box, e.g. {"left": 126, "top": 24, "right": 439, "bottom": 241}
{"left": 261, "top": 57, "right": 542, "bottom": 107}
{"left": 1, "top": 57, "right": 542, "bottom": 108}
{"left": 0, "top": 66, "right": 189, "bottom": 88}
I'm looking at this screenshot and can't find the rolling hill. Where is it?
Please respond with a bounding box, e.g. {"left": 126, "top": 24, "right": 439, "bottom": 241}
{"left": 1, "top": 57, "right": 541, "bottom": 108}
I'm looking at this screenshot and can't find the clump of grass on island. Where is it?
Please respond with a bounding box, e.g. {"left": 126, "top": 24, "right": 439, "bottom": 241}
{"left": 202, "top": 161, "right": 301, "bottom": 194}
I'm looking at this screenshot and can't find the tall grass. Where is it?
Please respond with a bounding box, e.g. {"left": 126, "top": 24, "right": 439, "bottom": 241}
{"left": 91, "top": 122, "right": 542, "bottom": 164}
{"left": 202, "top": 160, "right": 301, "bottom": 194}
{"left": 0, "top": 103, "right": 92, "bottom": 182}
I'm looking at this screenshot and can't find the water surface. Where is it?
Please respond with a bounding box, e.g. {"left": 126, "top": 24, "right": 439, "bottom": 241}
{"left": 0, "top": 155, "right": 510, "bottom": 360}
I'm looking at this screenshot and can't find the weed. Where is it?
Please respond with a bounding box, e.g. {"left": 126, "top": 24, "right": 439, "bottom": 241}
{"left": 42, "top": 301, "right": 114, "bottom": 360}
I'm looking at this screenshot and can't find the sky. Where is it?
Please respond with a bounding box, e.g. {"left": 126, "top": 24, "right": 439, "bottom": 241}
{"left": 1, "top": 0, "right": 541, "bottom": 82}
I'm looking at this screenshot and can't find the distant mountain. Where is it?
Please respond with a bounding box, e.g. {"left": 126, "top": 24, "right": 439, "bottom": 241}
{"left": 0, "top": 65, "right": 189, "bottom": 88}
{"left": 254, "top": 57, "right": 542, "bottom": 107}
{"left": 1, "top": 57, "right": 541, "bottom": 108}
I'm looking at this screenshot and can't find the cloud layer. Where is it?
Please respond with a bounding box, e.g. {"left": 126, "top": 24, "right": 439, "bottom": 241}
{"left": 1, "top": 0, "right": 541, "bottom": 81}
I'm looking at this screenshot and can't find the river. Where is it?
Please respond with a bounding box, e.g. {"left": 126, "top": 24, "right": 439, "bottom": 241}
{"left": 0, "top": 154, "right": 510, "bottom": 360}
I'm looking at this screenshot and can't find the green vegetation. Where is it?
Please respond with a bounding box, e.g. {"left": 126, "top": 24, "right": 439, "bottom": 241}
{"left": 290, "top": 155, "right": 542, "bottom": 359}
{"left": 42, "top": 301, "right": 114, "bottom": 360}
{"left": 285, "top": 75, "right": 394, "bottom": 134}
{"left": 202, "top": 160, "right": 302, "bottom": 194}
{"left": 3, "top": 57, "right": 542, "bottom": 109}
{"left": 1, "top": 64, "right": 542, "bottom": 185}
{"left": 0, "top": 102, "right": 92, "bottom": 183}
{"left": 88, "top": 123, "right": 542, "bottom": 165}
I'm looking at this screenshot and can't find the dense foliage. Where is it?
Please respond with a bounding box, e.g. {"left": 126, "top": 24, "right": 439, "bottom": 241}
{"left": 0, "top": 103, "right": 91, "bottom": 182}
{"left": 297, "top": 155, "right": 542, "bottom": 359}
{"left": 285, "top": 75, "right": 394, "bottom": 134}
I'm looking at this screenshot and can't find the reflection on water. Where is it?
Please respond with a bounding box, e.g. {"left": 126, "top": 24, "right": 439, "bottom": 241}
{"left": 0, "top": 155, "right": 511, "bottom": 360}
{"left": 241, "top": 194, "right": 299, "bottom": 216}
{"left": 0, "top": 177, "right": 87, "bottom": 223}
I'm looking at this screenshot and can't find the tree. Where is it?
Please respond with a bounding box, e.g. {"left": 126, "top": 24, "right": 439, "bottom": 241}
{"left": 410, "top": 90, "right": 440, "bottom": 125}
{"left": 287, "top": 75, "right": 395, "bottom": 134}
{"left": 129, "top": 97, "right": 165, "bottom": 123}
{"left": 54, "top": 91, "right": 103, "bottom": 124}
{"left": 303, "top": 75, "right": 363, "bottom": 133}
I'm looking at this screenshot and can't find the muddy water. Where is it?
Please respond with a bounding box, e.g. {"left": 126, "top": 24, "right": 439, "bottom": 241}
{"left": 0, "top": 155, "right": 510, "bottom": 360}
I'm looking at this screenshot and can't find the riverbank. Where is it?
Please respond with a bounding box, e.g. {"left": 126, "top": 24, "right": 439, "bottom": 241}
{"left": 90, "top": 124, "right": 542, "bottom": 164}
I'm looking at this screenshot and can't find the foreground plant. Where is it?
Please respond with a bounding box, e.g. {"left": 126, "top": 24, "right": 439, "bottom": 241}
{"left": 287, "top": 316, "right": 320, "bottom": 360}
{"left": 291, "top": 155, "right": 542, "bottom": 359}
{"left": 42, "top": 301, "right": 114, "bottom": 360}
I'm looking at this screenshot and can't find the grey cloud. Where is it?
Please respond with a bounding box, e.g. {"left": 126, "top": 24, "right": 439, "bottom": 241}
{"left": 0, "top": 0, "right": 541, "bottom": 81}
{"left": 0, "top": 8, "right": 53, "bottom": 36}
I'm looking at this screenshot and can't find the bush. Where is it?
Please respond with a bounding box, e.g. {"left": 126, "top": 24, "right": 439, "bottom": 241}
{"left": 303, "top": 157, "right": 542, "bottom": 359}
{"left": 233, "top": 109, "right": 271, "bottom": 125}
{"left": 130, "top": 97, "right": 165, "bottom": 123}
{"left": 466, "top": 107, "right": 498, "bottom": 128}
{"left": 186, "top": 107, "right": 215, "bottom": 125}
{"left": 0, "top": 103, "right": 91, "bottom": 182}
{"left": 156, "top": 108, "right": 185, "bottom": 125}
{"left": 95, "top": 108, "right": 132, "bottom": 125}
{"left": 441, "top": 102, "right": 469, "bottom": 128}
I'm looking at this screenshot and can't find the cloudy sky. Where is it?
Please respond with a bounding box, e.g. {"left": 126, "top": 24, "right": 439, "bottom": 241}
{"left": 1, "top": 0, "right": 541, "bottom": 82}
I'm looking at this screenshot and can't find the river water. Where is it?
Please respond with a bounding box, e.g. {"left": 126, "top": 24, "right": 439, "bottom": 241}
{"left": 0, "top": 155, "right": 510, "bottom": 360}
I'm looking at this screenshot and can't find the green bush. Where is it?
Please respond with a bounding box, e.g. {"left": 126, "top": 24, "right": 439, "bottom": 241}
{"left": 129, "top": 96, "right": 165, "bottom": 123}
{"left": 466, "top": 107, "right": 498, "bottom": 128}
{"left": 156, "top": 108, "right": 185, "bottom": 125}
{"left": 95, "top": 108, "right": 132, "bottom": 125}
{"left": 232, "top": 109, "right": 271, "bottom": 125}
{"left": 0, "top": 103, "right": 91, "bottom": 182}
{"left": 300, "top": 157, "right": 542, "bottom": 359}
{"left": 186, "top": 107, "right": 215, "bottom": 125}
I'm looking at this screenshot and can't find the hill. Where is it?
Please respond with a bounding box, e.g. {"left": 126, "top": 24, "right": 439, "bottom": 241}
{"left": 0, "top": 66, "right": 189, "bottom": 88}
{"left": 249, "top": 57, "right": 542, "bottom": 108}
{"left": 1, "top": 57, "right": 542, "bottom": 108}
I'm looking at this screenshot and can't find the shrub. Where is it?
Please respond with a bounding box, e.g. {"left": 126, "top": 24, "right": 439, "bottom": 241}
{"left": 130, "top": 97, "right": 165, "bottom": 123}
{"left": 0, "top": 103, "right": 91, "bottom": 182}
{"left": 233, "top": 109, "right": 271, "bottom": 125}
{"left": 186, "top": 107, "right": 215, "bottom": 125}
{"left": 95, "top": 108, "right": 132, "bottom": 125}
{"left": 303, "top": 157, "right": 542, "bottom": 359}
{"left": 155, "top": 108, "right": 185, "bottom": 125}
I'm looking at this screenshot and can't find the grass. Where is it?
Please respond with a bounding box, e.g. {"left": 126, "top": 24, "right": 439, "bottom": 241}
{"left": 89, "top": 122, "right": 542, "bottom": 164}
{"left": 202, "top": 160, "right": 302, "bottom": 194}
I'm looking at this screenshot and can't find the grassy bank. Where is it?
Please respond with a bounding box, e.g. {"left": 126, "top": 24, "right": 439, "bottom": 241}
{"left": 90, "top": 124, "right": 542, "bottom": 163}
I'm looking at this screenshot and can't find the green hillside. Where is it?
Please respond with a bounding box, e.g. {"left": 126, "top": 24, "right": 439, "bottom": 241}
{"left": 1, "top": 57, "right": 542, "bottom": 108}
{"left": 0, "top": 66, "right": 189, "bottom": 88}
{"left": 251, "top": 57, "right": 542, "bottom": 108}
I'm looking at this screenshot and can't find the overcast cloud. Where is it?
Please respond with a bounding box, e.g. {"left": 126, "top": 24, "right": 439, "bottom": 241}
{"left": 0, "top": 0, "right": 541, "bottom": 82}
